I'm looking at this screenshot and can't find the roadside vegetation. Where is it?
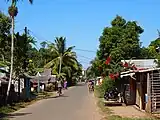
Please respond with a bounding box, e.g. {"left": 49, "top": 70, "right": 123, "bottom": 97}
{"left": 0, "top": 1, "right": 82, "bottom": 118}
{"left": 86, "top": 15, "right": 160, "bottom": 120}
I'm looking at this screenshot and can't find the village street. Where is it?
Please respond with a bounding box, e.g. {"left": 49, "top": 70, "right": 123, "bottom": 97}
{"left": 8, "top": 83, "right": 101, "bottom": 120}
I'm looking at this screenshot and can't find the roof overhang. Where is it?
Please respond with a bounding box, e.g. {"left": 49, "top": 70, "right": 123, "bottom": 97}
{"left": 120, "top": 68, "right": 160, "bottom": 79}
{"left": 24, "top": 73, "right": 57, "bottom": 83}
{"left": 120, "top": 73, "right": 135, "bottom": 78}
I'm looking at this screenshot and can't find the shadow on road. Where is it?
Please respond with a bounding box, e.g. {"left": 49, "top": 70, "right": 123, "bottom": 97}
{"left": 0, "top": 112, "right": 32, "bottom": 119}
{"left": 44, "top": 95, "right": 69, "bottom": 100}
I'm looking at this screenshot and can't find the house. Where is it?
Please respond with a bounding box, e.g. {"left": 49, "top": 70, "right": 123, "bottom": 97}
{"left": 119, "top": 59, "right": 160, "bottom": 113}
{"left": 25, "top": 69, "right": 57, "bottom": 93}
{"left": 120, "top": 68, "right": 160, "bottom": 113}
{"left": 0, "top": 67, "right": 18, "bottom": 104}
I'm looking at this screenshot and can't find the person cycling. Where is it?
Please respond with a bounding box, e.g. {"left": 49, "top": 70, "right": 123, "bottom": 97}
{"left": 88, "top": 80, "right": 94, "bottom": 92}
{"left": 87, "top": 80, "right": 91, "bottom": 90}
{"left": 91, "top": 80, "right": 94, "bottom": 91}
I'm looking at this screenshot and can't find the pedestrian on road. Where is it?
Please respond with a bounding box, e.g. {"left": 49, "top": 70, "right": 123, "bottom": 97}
{"left": 64, "top": 80, "right": 68, "bottom": 89}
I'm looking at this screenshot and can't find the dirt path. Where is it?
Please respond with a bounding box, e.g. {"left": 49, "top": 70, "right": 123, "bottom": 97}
{"left": 8, "top": 83, "right": 102, "bottom": 120}
{"left": 108, "top": 105, "right": 149, "bottom": 118}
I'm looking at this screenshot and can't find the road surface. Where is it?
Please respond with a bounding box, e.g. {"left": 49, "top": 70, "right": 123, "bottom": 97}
{"left": 9, "top": 83, "right": 101, "bottom": 120}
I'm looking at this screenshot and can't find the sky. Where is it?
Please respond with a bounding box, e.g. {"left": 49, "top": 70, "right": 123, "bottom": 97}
{"left": 1, "top": 0, "right": 160, "bottom": 69}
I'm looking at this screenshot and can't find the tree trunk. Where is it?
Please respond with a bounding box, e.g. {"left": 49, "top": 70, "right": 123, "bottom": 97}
{"left": 6, "top": 16, "right": 14, "bottom": 104}
{"left": 59, "top": 56, "right": 62, "bottom": 74}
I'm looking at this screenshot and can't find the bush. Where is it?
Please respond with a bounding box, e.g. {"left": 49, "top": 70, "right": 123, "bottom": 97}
{"left": 45, "top": 83, "right": 55, "bottom": 92}
{"left": 95, "top": 76, "right": 115, "bottom": 98}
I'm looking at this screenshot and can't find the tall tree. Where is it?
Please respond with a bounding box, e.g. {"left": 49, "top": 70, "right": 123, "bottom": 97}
{"left": 6, "top": 0, "right": 33, "bottom": 103}
{"left": 14, "top": 32, "right": 36, "bottom": 77}
{"left": 96, "top": 15, "right": 143, "bottom": 76}
{"left": 146, "top": 31, "right": 160, "bottom": 66}
{"left": 38, "top": 42, "right": 52, "bottom": 67}
{"left": 0, "top": 11, "right": 11, "bottom": 63}
{"left": 45, "top": 37, "right": 78, "bottom": 80}
{"left": 97, "top": 15, "right": 143, "bottom": 61}
{"left": 40, "top": 41, "right": 47, "bottom": 49}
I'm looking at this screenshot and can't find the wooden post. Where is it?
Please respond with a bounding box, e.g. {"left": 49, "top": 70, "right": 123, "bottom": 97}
{"left": 37, "top": 79, "right": 40, "bottom": 93}
{"left": 18, "top": 78, "right": 20, "bottom": 100}
{"left": 139, "top": 73, "right": 144, "bottom": 110}
{"left": 25, "top": 77, "right": 30, "bottom": 100}
{"left": 146, "top": 72, "right": 151, "bottom": 112}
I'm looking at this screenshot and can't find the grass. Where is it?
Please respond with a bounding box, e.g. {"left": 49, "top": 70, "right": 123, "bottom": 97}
{"left": 94, "top": 87, "right": 158, "bottom": 120}
{"left": 0, "top": 91, "right": 55, "bottom": 119}
{"left": 97, "top": 98, "right": 112, "bottom": 114}
{"left": 0, "top": 103, "right": 29, "bottom": 120}
{"left": 107, "top": 115, "right": 157, "bottom": 120}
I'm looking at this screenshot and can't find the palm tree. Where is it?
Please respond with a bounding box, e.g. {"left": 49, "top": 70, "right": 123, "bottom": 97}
{"left": 45, "top": 37, "right": 78, "bottom": 80}
{"left": 6, "top": 0, "right": 33, "bottom": 103}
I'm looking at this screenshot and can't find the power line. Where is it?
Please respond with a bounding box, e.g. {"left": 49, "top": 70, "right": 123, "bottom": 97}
{"left": 79, "top": 61, "right": 90, "bottom": 64}
{"left": 27, "top": 29, "right": 97, "bottom": 54}
{"left": 28, "top": 29, "right": 51, "bottom": 43}
{"left": 74, "top": 48, "right": 97, "bottom": 53}
{"left": 77, "top": 54, "right": 93, "bottom": 60}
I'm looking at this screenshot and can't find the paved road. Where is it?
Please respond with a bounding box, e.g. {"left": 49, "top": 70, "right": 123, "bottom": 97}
{"left": 9, "top": 83, "right": 101, "bottom": 120}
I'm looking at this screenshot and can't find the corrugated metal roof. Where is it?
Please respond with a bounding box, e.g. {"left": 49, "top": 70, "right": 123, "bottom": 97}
{"left": 121, "top": 68, "right": 160, "bottom": 75}
{"left": 121, "top": 59, "right": 158, "bottom": 68}
{"left": 41, "top": 69, "right": 51, "bottom": 76}
{"left": 25, "top": 72, "right": 57, "bottom": 83}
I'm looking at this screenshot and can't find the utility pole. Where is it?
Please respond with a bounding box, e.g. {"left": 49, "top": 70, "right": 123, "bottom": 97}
{"left": 16, "top": 32, "right": 21, "bottom": 100}
{"left": 24, "top": 27, "right": 28, "bottom": 72}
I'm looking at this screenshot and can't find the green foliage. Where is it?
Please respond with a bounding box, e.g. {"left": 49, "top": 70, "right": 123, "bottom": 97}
{"left": 89, "top": 15, "right": 144, "bottom": 78}
{"left": 147, "top": 37, "right": 160, "bottom": 67}
{"left": 0, "top": 12, "right": 11, "bottom": 63}
{"left": 0, "top": 12, "right": 11, "bottom": 36}
{"left": 92, "top": 16, "right": 145, "bottom": 97}
{"left": 8, "top": 6, "right": 18, "bottom": 17}
{"left": 36, "top": 46, "right": 52, "bottom": 68}
{"left": 0, "top": 61, "right": 10, "bottom": 67}
{"left": 95, "top": 77, "right": 115, "bottom": 98}
{"left": 0, "top": 23, "right": 38, "bottom": 76}
{"left": 98, "top": 15, "right": 143, "bottom": 61}
{"left": 45, "top": 37, "right": 78, "bottom": 71}
{"left": 137, "top": 33, "right": 160, "bottom": 67}
{"left": 27, "top": 60, "right": 36, "bottom": 75}
{"left": 35, "top": 68, "right": 44, "bottom": 73}
{"left": 0, "top": 11, "right": 81, "bottom": 87}
{"left": 139, "top": 47, "right": 154, "bottom": 59}
{"left": 45, "top": 37, "right": 82, "bottom": 86}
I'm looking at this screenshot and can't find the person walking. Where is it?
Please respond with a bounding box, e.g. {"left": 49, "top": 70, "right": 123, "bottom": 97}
{"left": 64, "top": 80, "right": 68, "bottom": 90}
